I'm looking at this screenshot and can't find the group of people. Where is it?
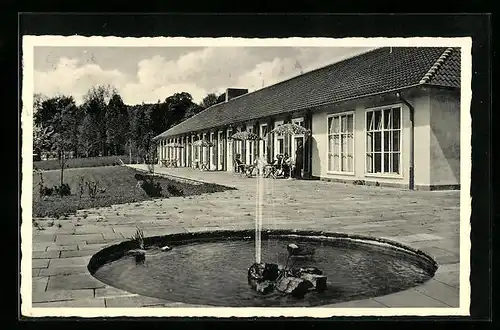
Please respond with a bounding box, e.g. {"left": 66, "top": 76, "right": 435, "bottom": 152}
{"left": 234, "top": 140, "right": 304, "bottom": 179}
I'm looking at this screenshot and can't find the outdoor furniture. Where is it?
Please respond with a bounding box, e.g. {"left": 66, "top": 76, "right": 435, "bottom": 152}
{"left": 234, "top": 158, "right": 247, "bottom": 174}
{"left": 200, "top": 162, "right": 210, "bottom": 171}
{"left": 263, "top": 164, "right": 278, "bottom": 179}
{"left": 161, "top": 159, "right": 173, "bottom": 167}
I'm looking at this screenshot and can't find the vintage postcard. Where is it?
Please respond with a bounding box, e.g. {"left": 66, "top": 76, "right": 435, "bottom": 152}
{"left": 21, "top": 36, "right": 472, "bottom": 318}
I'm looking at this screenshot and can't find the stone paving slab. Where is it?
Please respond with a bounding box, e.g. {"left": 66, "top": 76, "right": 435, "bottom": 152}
{"left": 373, "top": 289, "right": 450, "bottom": 308}
{"left": 414, "top": 279, "right": 459, "bottom": 307}
{"left": 47, "top": 273, "right": 106, "bottom": 291}
{"left": 40, "top": 265, "right": 90, "bottom": 276}
{"left": 104, "top": 295, "right": 170, "bottom": 308}
{"left": 32, "top": 289, "right": 95, "bottom": 303}
{"left": 327, "top": 298, "right": 388, "bottom": 308}
{"left": 33, "top": 298, "right": 106, "bottom": 308}
{"left": 29, "top": 165, "right": 461, "bottom": 309}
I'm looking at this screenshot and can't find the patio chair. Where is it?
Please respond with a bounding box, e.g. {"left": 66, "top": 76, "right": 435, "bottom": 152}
{"left": 234, "top": 158, "right": 247, "bottom": 174}
{"left": 200, "top": 161, "right": 210, "bottom": 171}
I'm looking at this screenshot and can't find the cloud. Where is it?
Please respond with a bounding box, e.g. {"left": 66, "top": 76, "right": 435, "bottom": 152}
{"left": 34, "top": 57, "right": 127, "bottom": 104}
{"left": 34, "top": 47, "right": 374, "bottom": 106}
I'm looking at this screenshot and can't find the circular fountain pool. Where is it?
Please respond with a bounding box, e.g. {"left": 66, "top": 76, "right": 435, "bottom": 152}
{"left": 88, "top": 230, "right": 437, "bottom": 307}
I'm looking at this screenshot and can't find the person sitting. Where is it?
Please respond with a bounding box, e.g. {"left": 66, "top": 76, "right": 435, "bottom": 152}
{"left": 273, "top": 154, "right": 284, "bottom": 177}
{"left": 234, "top": 154, "right": 246, "bottom": 173}
{"left": 282, "top": 153, "right": 292, "bottom": 178}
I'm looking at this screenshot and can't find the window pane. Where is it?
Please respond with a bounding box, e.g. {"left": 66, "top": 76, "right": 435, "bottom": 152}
{"left": 366, "top": 132, "right": 373, "bottom": 152}
{"left": 347, "top": 153, "right": 353, "bottom": 172}
{"left": 347, "top": 114, "right": 354, "bottom": 132}
{"left": 366, "top": 154, "right": 373, "bottom": 173}
{"left": 383, "top": 131, "right": 390, "bottom": 151}
{"left": 384, "top": 153, "right": 390, "bottom": 173}
{"left": 374, "top": 111, "right": 382, "bottom": 130}
{"left": 334, "top": 154, "right": 339, "bottom": 171}
{"left": 384, "top": 109, "right": 391, "bottom": 129}
{"left": 392, "top": 153, "right": 400, "bottom": 173}
{"left": 374, "top": 132, "right": 382, "bottom": 152}
{"left": 328, "top": 117, "right": 333, "bottom": 134}
{"left": 374, "top": 153, "right": 382, "bottom": 172}
{"left": 367, "top": 112, "right": 373, "bottom": 131}
{"left": 393, "top": 130, "right": 400, "bottom": 151}
{"left": 333, "top": 117, "right": 340, "bottom": 133}
{"left": 328, "top": 153, "right": 333, "bottom": 171}
{"left": 341, "top": 116, "right": 347, "bottom": 133}
{"left": 393, "top": 108, "right": 401, "bottom": 129}
{"left": 329, "top": 136, "right": 334, "bottom": 155}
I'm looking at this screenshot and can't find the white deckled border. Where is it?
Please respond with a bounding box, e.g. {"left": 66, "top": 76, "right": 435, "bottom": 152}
{"left": 21, "top": 36, "right": 472, "bottom": 318}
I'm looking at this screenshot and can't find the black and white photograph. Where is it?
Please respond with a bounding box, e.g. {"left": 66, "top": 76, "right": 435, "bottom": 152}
{"left": 21, "top": 35, "right": 472, "bottom": 318}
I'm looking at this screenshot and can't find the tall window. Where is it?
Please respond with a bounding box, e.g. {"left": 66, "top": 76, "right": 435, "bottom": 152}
{"left": 292, "top": 117, "right": 305, "bottom": 162}
{"left": 247, "top": 127, "right": 254, "bottom": 164}
{"left": 274, "top": 120, "right": 284, "bottom": 156}
{"left": 366, "top": 106, "right": 401, "bottom": 174}
{"left": 218, "top": 131, "right": 224, "bottom": 168}
{"left": 328, "top": 113, "right": 354, "bottom": 173}
{"left": 194, "top": 135, "right": 199, "bottom": 160}
{"left": 259, "top": 124, "right": 268, "bottom": 160}
{"left": 203, "top": 133, "right": 209, "bottom": 163}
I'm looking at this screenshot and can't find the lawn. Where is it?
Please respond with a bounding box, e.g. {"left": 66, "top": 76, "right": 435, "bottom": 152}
{"left": 33, "top": 155, "right": 138, "bottom": 171}
{"left": 32, "top": 166, "right": 235, "bottom": 218}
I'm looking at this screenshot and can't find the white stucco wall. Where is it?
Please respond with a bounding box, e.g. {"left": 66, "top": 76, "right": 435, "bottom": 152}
{"left": 429, "top": 88, "right": 461, "bottom": 186}
{"left": 310, "top": 91, "right": 435, "bottom": 188}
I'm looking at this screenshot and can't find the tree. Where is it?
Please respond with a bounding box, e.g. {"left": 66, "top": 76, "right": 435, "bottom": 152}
{"left": 33, "top": 125, "right": 53, "bottom": 160}
{"left": 81, "top": 85, "right": 116, "bottom": 156}
{"left": 38, "top": 96, "right": 78, "bottom": 194}
{"left": 200, "top": 93, "right": 219, "bottom": 109}
{"left": 105, "top": 93, "right": 130, "bottom": 155}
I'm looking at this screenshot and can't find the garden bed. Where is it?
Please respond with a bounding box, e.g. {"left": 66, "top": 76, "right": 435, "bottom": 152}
{"left": 32, "top": 166, "right": 235, "bottom": 218}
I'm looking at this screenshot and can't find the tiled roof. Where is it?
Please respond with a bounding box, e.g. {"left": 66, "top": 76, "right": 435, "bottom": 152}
{"left": 156, "top": 47, "right": 461, "bottom": 139}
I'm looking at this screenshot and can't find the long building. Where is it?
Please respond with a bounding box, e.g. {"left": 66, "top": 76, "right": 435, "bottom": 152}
{"left": 154, "top": 47, "right": 461, "bottom": 190}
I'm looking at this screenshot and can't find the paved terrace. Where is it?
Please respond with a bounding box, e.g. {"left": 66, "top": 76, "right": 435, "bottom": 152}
{"left": 31, "top": 165, "right": 461, "bottom": 309}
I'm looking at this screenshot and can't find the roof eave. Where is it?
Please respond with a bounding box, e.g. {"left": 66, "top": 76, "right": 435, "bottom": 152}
{"left": 158, "top": 83, "right": 426, "bottom": 139}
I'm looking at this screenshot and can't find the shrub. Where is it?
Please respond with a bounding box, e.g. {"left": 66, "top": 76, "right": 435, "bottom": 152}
{"left": 54, "top": 183, "right": 71, "bottom": 196}
{"left": 77, "top": 176, "right": 85, "bottom": 199}
{"left": 37, "top": 172, "right": 54, "bottom": 196}
{"left": 166, "top": 184, "right": 184, "bottom": 197}
{"left": 141, "top": 180, "right": 162, "bottom": 197}
{"left": 85, "top": 181, "right": 100, "bottom": 199}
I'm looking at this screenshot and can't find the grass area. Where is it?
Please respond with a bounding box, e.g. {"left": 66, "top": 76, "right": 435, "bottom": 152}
{"left": 33, "top": 166, "right": 235, "bottom": 218}
{"left": 33, "top": 155, "right": 140, "bottom": 171}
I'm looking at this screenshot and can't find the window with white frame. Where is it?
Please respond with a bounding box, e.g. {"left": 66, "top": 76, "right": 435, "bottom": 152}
{"left": 203, "top": 133, "right": 209, "bottom": 163}
{"left": 328, "top": 112, "right": 354, "bottom": 173}
{"left": 194, "top": 135, "right": 199, "bottom": 160}
{"left": 247, "top": 126, "right": 254, "bottom": 164}
{"left": 218, "top": 131, "right": 224, "bottom": 167}
{"left": 209, "top": 132, "right": 216, "bottom": 168}
{"left": 259, "top": 124, "right": 268, "bottom": 160}
{"left": 274, "top": 120, "right": 284, "bottom": 156}
{"left": 366, "top": 106, "right": 401, "bottom": 174}
{"left": 292, "top": 117, "right": 305, "bottom": 162}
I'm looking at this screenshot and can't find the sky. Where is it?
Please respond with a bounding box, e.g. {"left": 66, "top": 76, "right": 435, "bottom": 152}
{"left": 33, "top": 46, "right": 376, "bottom": 105}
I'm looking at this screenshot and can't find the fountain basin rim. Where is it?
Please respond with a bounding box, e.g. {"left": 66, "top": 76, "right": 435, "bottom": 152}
{"left": 87, "top": 229, "right": 439, "bottom": 276}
